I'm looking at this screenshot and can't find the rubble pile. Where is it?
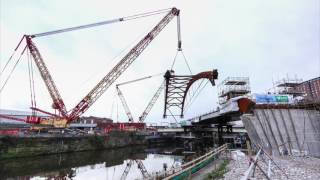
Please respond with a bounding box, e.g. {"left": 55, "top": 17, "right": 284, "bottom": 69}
{"left": 223, "top": 154, "right": 320, "bottom": 180}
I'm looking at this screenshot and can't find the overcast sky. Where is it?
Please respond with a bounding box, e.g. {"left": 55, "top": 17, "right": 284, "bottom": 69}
{"left": 1, "top": 0, "right": 319, "bottom": 124}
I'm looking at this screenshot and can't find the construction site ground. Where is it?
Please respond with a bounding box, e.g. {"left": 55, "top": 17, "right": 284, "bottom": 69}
{"left": 191, "top": 158, "right": 224, "bottom": 180}
{"left": 223, "top": 155, "right": 320, "bottom": 179}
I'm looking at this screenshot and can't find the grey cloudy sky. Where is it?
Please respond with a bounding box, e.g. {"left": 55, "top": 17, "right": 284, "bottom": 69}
{"left": 1, "top": 0, "right": 319, "bottom": 124}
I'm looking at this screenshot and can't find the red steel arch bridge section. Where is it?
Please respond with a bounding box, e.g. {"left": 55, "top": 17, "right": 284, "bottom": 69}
{"left": 163, "top": 69, "right": 218, "bottom": 118}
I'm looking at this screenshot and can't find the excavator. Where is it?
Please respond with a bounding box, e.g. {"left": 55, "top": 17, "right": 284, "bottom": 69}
{"left": 0, "top": 7, "right": 182, "bottom": 128}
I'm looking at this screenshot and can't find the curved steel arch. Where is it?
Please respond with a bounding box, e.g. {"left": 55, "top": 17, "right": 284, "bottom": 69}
{"left": 163, "top": 69, "right": 218, "bottom": 118}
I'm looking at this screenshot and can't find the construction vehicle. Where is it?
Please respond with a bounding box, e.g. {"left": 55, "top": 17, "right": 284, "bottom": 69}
{"left": 3, "top": 7, "right": 181, "bottom": 128}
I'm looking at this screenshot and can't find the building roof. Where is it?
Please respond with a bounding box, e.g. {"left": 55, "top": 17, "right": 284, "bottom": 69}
{"left": 300, "top": 77, "right": 320, "bottom": 84}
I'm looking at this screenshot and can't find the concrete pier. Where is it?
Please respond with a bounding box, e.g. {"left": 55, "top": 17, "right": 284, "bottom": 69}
{"left": 242, "top": 108, "right": 320, "bottom": 157}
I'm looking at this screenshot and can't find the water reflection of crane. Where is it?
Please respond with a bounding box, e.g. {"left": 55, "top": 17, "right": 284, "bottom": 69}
{"left": 120, "top": 159, "right": 149, "bottom": 180}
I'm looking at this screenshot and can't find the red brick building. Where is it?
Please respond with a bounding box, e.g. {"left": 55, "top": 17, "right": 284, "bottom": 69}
{"left": 295, "top": 77, "right": 320, "bottom": 102}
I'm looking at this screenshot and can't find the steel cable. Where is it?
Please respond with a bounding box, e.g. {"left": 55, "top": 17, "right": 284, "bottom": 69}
{"left": 181, "top": 51, "right": 192, "bottom": 74}
{"left": 0, "top": 45, "right": 27, "bottom": 93}
{"left": 123, "top": 8, "right": 171, "bottom": 21}
{"left": 185, "top": 80, "right": 209, "bottom": 113}
{"left": 170, "top": 51, "right": 179, "bottom": 70}
{"left": 185, "top": 79, "right": 205, "bottom": 109}
{"left": 0, "top": 36, "right": 25, "bottom": 76}
{"left": 27, "top": 48, "right": 34, "bottom": 108}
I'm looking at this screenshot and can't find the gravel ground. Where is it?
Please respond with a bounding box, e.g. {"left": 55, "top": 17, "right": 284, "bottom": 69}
{"left": 223, "top": 155, "right": 320, "bottom": 180}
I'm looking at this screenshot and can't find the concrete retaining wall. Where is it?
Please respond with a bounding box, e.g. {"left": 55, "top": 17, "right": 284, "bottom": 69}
{"left": 241, "top": 108, "right": 320, "bottom": 157}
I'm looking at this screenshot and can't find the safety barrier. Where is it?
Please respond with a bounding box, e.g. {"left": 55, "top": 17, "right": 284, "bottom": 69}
{"left": 146, "top": 143, "right": 228, "bottom": 180}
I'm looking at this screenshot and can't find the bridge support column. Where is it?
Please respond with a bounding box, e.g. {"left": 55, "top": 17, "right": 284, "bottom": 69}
{"left": 217, "top": 125, "right": 224, "bottom": 145}
{"left": 227, "top": 125, "right": 233, "bottom": 133}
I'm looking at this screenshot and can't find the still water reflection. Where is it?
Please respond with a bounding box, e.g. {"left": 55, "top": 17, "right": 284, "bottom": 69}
{"left": 0, "top": 146, "right": 185, "bottom": 180}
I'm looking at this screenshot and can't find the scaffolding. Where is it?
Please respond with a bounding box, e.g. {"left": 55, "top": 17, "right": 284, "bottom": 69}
{"left": 218, "top": 77, "right": 250, "bottom": 105}
{"left": 274, "top": 77, "right": 304, "bottom": 97}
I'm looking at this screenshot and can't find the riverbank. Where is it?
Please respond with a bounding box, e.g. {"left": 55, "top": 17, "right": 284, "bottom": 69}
{"left": 0, "top": 131, "right": 146, "bottom": 159}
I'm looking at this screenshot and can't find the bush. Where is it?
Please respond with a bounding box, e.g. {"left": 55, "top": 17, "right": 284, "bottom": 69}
{"left": 204, "top": 160, "right": 229, "bottom": 180}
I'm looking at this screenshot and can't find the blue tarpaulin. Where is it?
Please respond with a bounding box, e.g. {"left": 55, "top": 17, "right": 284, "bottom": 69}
{"left": 254, "top": 94, "right": 290, "bottom": 103}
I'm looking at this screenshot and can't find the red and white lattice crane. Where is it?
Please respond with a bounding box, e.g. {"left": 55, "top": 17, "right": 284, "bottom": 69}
{"left": 2, "top": 8, "right": 181, "bottom": 126}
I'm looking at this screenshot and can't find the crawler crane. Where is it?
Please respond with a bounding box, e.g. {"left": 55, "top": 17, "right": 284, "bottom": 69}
{"left": 1, "top": 8, "right": 182, "bottom": 127}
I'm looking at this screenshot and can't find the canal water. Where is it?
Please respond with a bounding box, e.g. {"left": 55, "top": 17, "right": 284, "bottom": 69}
{"left": 0, "top": 145, "right": 188, "bottom": 180}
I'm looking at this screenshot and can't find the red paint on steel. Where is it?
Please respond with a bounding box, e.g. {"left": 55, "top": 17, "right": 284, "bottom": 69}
{"left": 0, "top": 129, "right": 19, "bottom": 135}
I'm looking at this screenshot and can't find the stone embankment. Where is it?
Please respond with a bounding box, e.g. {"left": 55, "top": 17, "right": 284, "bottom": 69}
{"left": 0, "top": 131, "right": 146, "bottom": 159}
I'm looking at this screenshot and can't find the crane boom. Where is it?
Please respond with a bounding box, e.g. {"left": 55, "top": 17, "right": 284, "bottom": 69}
{"left": 116, "top": 73, "right": 163, "bottom": 87}
{"left": 120, "top": 160, "right": 133, "bottom": 180}
{"left": 139, "top": 80, "right": 165, "bottom": 122}
{"left": 116, "top": 86, "right": 134, "bottom": 122}
{"left": 116, "top": 73, "right": 163, "bottom": 122}
{"left": 26, "top": 36, "right": 68, "bottom": 117}
{"left": 29, "top": 8, "right": 171, "bottom": 38}
{"left": 135, "top": 160, "right": 150, "bottom": 178}
{"left": 117, "top": 75, "right": 152, "bottom": 87}
{"left": 68, "top": 8, "right": 180, "bottom": 121}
